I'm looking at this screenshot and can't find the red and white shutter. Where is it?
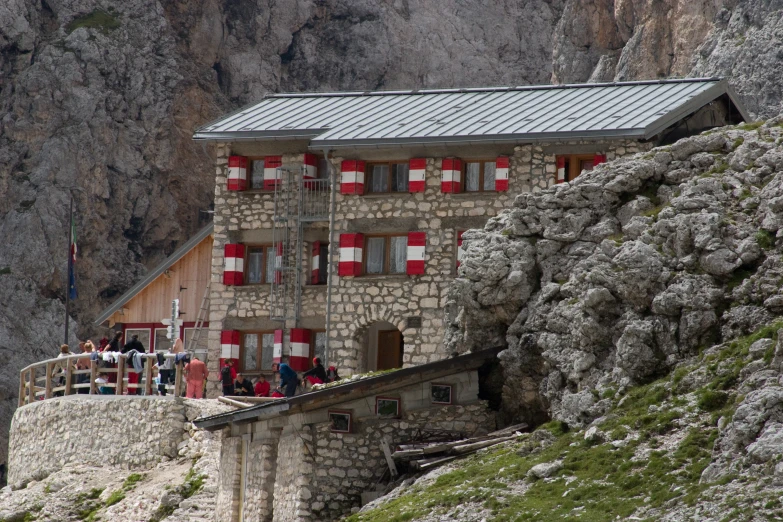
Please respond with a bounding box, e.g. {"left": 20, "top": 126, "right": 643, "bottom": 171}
{"left": 263, "top": 155, "right": 283, "bottom": 190}
{"left": 273, "top": 330, "right": 283, "bottom": 365}
{"left": 227, "top": 156, "right": 248, "bottom": 191}
{"left": 338, "top": 233, "right": 363, "bottom": 276}
{"left": 441, "top": 158, "right": 462, "bottom": 193}
{"left": 311, "top": 241, "right": 321, "bottom": 285}
{"left": 457, "top": 230, "right": 465, "bottom": 269}
{"left": 340, "top": 160, "right": 365, "bottom": 195}
{"left": 303, "top": 153, "right": 317, "bottom": 189}
{"left": 593, "top": 153, "right": 607, "bottom": 167}
{"left": 495, "top": 156, "right": 509, "bottom": 191}
{"left": 223, "top": 244, "right": 245, "bottom": 286}
{"left": 556, "top": 156, "right": 566, "bottom": 184}
{"left": 406, "top": 232, "right": 426, "bottom": 275}
{"left": 274, "top": 243, "right": 283, "bottom": 284}
{"left": 289, "top": 329, "right": 311, "bottom": 371}
{"left": 409, "top": 158, "right": 426, "bottom": 193}
{"left": 220, "top": 330, "right": 240, "bottom": 360}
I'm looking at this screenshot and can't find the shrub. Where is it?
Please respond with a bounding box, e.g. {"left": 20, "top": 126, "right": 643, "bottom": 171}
{"left": 698, "top": 390, "right": 729, "bottom": 412}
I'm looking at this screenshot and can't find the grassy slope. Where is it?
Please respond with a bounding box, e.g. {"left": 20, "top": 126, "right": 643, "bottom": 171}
{"left": 349, "top": 321, "right": 783, "bottom": 522}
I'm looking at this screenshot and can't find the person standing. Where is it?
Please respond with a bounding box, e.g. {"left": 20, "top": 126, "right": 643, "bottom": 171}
{"left": 220, "top": 361, "right": 235, "bottom": 396}
{"left": 106, "top": 331, "right": 122, "bottom": 389}
{"left": 54, "top": 344, "right": 73, "bottom": 397}
{"left": 184, "top": 356, "right": 208, "bottom": 399}
{"left": 158, "top": 345, "right": 175, "bottom": 396}
{"left": 122, "top": 334, "right": 145, "bottom": 395}
{"left": 278, "top": 362, "right": 299, "bottom": 398}
{"left": 75, "top": 341, "right": 91, "bottom": 394}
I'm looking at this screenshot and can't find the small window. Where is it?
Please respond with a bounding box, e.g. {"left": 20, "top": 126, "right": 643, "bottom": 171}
{"left": 248, "top": 159, "right": 265, "bottom": 190}
{"left": 366, "top": 162, "right": 409, "bottom": 193}
{"left": 124, "top": 329, "right": 151, "bottom": 351}
{"left": 557, "top": 154, "right": 596, "bottom": 182}
{"left": 312, "top": 330, "right": 327, "bottom": 365}
{"left": 463, "top": 160, "right": 497, "bottom": 192}
{"left": 245, "top": 245, "right": 274, "bottom": 285}
{"left": 318, "top": 158, "right": 330, "bottom": 179}
{"left": 241, "top": 332, "right": 275, "bottom": 372}
{"left": 154, "top": 328, "right": 172, "bottom": 352}
{"left": 364, "top": 235, "right": 407, "bottom": 275}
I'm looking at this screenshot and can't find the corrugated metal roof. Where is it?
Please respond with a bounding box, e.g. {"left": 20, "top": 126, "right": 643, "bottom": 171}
{"left": 93, "top": 223, "right": 214, "bottom": 326}
{"left": 193, "top": 78, "right": 749, "bottom": 147}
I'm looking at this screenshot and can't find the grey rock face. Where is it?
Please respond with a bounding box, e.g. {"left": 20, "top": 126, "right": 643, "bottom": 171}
{"left": 448, "top": 122, "right": 783, "bottom": 428}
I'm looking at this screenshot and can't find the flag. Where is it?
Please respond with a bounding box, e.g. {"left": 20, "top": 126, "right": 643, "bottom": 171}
{"left": 68, "top": 215, "right": 77, "bottom": 300}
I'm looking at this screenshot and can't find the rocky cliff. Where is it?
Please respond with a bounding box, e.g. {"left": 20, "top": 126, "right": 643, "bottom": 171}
{"left": 355, "top": 119, "right": 783, "bottom": 522}
{"left": 1, "top": 0, "right": 783, "bottom": 483}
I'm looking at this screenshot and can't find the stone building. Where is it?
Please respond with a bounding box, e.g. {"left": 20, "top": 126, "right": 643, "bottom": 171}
{"left": 192, "top": 78, "right": 747, "bottom": 388}
{"left": 194, "top": 348, "right": 500, "bottom": 522}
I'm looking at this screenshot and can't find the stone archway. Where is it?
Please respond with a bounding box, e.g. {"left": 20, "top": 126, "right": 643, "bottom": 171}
{"left": 346, "top": 305, "right": 410, "bottom": 374}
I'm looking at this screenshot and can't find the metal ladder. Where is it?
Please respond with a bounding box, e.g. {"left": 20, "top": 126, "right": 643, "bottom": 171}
{"left": 186, "top": 279, "right": 211, "bottom": 355}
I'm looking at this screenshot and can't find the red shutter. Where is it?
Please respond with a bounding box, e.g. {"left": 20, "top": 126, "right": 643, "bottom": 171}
{"left": 303, "top": 154, "right": 318, "bottom": 190}
{"left": 409, "top": 158, "right": 426, "bottom": 193}
{"left": 441, "top": 158, "right": 462, "bottom": 193}
{"left": 495, "top": 156, "right": 509, "bottom": 191}
{"left": 219, "top": 330, "right": 240, "bottom": 370}
{"left": 340, "top": 160, "right": 365, "bottom": 194}
{"left": 227, "top": 156, "right": 248, "bottom": 191}
{"left": 406, "top": 232, "right": 426, "bottom": 275}
{"left": 556, "top": 156, "right": 566, "bottom": 184}
{"left": 223, "top": 244, "right": 245, "bottom": 286}
{"left": 311, "top": 241, "right": 321, "bottom": 285}
{"left": 263, "top": 156, "right": 283, "bottom": 190}
{"left": 338, "top": 233, "right": 363, "bottom": 276}
{"left": 273, "top": 330, "right": 283, "bottom": 364}
{"left": 289, "top": 329, "right": 311, "bottom": 371}
{"left": 456, "top": 230, "right": 465, "bottom": 269}
{"left": 593, "top": 153, "right": 607, "bottom": 166}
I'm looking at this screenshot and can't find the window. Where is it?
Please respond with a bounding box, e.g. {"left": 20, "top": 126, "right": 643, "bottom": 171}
{"left": 248, "top": 159, "right": 265, "bottom": 190}
{"left": 183, "top": 328, "right": 208, "bottom": 359}
{"left": 364, "top": 235, "right": 407, "bottom": 275}
{"left": 245, "top": 245, "right": 275, "bottom": 285}
{"left": 124, "top": 329, "right": 150, "bottom": 351}
{"left": 241, "top": 332, "right": 275, "bottom": 372}
{"left": 311, "top": 330, "right": 326, "bottom": 366}
{"left": 315, "top": 243, "right": 329, "bottom": 285}
{"left": 463, "top": 160, "right": 497, "bottom": 192}
{"left": 558, "top": 154, "right": 596, "bottom": 182}
{"left": 154, "top": 328, "right": 172, "bottom": 352}
{"left": 318, "top": 157, "right": 330, "bottom": 179}
{"left": 366, "top": 162, "right": 409, "bottom": 193}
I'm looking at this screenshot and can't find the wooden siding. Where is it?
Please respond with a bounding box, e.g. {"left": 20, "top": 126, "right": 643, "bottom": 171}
{"left": 108, "top": 235, "right": 213, "bottom": 326}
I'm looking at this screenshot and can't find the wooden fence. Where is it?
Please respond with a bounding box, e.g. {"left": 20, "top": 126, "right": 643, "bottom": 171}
{"left": 18, "top": 352, "right": 187, "bottom": 407}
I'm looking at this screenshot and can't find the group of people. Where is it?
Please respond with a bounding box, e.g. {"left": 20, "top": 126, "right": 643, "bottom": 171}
{"left": 218, "top": 357, "right": 341, "bottom": 399}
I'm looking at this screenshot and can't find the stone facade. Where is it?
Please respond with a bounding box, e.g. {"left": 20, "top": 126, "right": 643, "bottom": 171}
{"left": 7, "top": 396, "right": 187, "bottom": 486}
{"left": 213, "top": 367, "right": 494, "bottom": 522}
{"left": 204, "top": 138, "right": 652, "bottom": 393}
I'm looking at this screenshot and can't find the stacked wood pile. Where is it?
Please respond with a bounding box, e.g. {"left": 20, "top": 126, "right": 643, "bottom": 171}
{"left": 391, "top": 423, "right": 528, "bottom": 471}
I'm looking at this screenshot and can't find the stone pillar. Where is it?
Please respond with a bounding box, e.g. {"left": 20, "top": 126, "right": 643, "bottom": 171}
{"left": 272, "top": 427, "right": 315, "bottom": 522}
{"left": 243, "top": 434, "right": 280, "bottom": 522}
{"left": 215, "top": 435, "right": 243, "bottom": 522}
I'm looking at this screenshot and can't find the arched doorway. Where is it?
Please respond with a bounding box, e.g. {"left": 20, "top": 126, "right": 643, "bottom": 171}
{"left": 367, "top": 321, "right": 404, "bottom": 372}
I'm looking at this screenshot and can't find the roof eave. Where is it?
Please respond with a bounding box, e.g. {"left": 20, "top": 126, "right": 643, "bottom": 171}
{"left": 92, "top": 223, "right": 214, "bottom": 326}
{"left": 192, "top": 130, "right": 325, "bottom": 142}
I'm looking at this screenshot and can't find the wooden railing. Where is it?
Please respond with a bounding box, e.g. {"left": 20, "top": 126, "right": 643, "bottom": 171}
{"left": 18, "top": 352, "right": 187, "bottom": 407}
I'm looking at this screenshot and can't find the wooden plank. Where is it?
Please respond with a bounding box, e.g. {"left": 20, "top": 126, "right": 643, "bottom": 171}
{"left": 451, "top": 436, "right": 515, "bottom": 455}
{"left": 145, "top": 358, "right": 153, "bottom": 396}
{"left": 18, "top": 369, "right": 26, "bottom": 407}
{"left": 45, "top": 362, "right": 53, "bottom": 399}
{"left": 218, "top": 396, "right": 252, "bottom": 408}
{"left": 224, "top": 396, "right": 282, "bottom": 403}
{"left": 90, "top": 360, "right": 97, "bottom": 395}
{"left": 117, "top": 356, "right": 126, "bottom": 396}
{"left": 174, "top": 361, "right": 183, "bottom": 397}
{"left": 64, "top": 358, "right": 73, "bottom": 395}
{"left": 391, "top": 449, "right": 424, "bottom": 459}
{"left": 419, "top": 456, "right": 457, "bottom": 470}
{"left": 381, "top": 437, "right": 398, "bottom": 478}
{"left": 487, "top": 423, "right": 529, "bottom": 437}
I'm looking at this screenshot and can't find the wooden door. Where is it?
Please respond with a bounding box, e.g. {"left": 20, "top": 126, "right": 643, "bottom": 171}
{"left": 377, "top": 330, "right": 403, "bottom": 370}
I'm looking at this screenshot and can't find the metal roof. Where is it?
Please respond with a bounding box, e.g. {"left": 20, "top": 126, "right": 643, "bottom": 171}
{"left": 93, "top": 223, "right": 214, "bottom": 326}
{"left": 193, "top": 78, "right": 749, "bottom": 147}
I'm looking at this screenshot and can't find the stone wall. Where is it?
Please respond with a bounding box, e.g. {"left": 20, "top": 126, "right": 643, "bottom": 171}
{"left": 272, "top": 430, "right": 313, "bottom": 522}
{"left": 205, "top": 138, "right": 653, "bottom": 389}
{"left": 7, "top": 396, "right": 187, "bottom": 486}
{"left": 215, "top": 435, "right": 242, "bottom": 522}
{"left": 243, "top": 436, "right": 279, "bottom": 522}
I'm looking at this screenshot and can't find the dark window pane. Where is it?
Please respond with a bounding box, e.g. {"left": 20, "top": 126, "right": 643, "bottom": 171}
{"left": 392, "top": 164, "right": 409, "bottom": 192}
{"left": 266, "top": 247, "right": 276, "bottom": 284}
{"left": 251, "top": 160, "right": 265, "bottom": 189}
{"left": 483, "top": 162, "right": 496, "bottom": 191}
{"left": 247, "top": 248, "right": 264, "bottom": 284}
{"left": 366, "top": 238, "right": 385, "bottom": 274}
{"left": 369, "top": 165, "right": 389, "bottom": 193}
{"left": 318, "top": 158, "right": 330, "bottom": 179}
{"left": 314, "top": 332, "right": 327, "bottom": 363}
{"left": 465, "top": 163, "right": 480, "bottom": 192}
{"left": 244, "top": 334, "right": 259, "bottom": 371}
{"left": 261, "top": 334, "right": 274, "bottom": 370}
{"left": 580, "top": 159, "right": 595, "bottom": 172}
{"left": 318, "top": 243, "right": 329, "bottom": 284}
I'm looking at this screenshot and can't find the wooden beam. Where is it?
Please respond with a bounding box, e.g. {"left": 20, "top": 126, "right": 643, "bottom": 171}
{"left": 18, "top": 369, "right": 26, "bottom": 407}
{"left": 174, "top": 361, "right": 183, "bottom": 397}
{"left": 145, "top": 359, "right": 153, "bottom": 396}
{"left": 381, "top": 437, "right": 398, "bottom": 478}
{"left": 219, "top": 396, "right": 252, "bottom": 408}
{"left": 64, "top": 359, "right": 73, "bottom": 395}
{"left": 117, "top": 356, "right": 126, "bottom": 396}
{"left": 28, "top": 368, "right": 35, "bottom": 405}
{"left": 44, "top": 363, "right": 53, "bottom": 399}
{"left": 90, "top": 360, "right": 97, "bottom": 395}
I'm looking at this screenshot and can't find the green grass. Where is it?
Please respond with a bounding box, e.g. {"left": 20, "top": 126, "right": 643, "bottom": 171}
{"left": 756, "top": 230, "right": 774, "bottom": 249}
{"left": 122, "top": 473, "right": 144, "bottom": 490}
{"left": 104, "top": 489, "right": 125, "bottom": 507}
{"left": 0, "top": 266, "right": 10, "bottom": 275}
{"left": 698, "top": 390, "right": 729, "bottom": 412}
{"left": 181, "top": 467, "right": 206, "bottom": 499}
{"left": 726, "top": 266, "right": 756, "bottom": 291}
{"left": 733, "top": 137, "right": 745, "bottom": 149}
{"left": 66, "top": 9, "right": 120, "bottom": 35}
{"left": 738, "top": 121, "right": 764, "bottom": 131}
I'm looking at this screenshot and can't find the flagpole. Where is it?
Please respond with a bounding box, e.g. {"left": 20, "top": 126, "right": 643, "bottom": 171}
{"left": 64, "top": 195, "right": 73, "bottom": 346}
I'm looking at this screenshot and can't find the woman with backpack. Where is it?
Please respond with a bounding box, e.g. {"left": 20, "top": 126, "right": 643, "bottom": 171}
{"left": 220, "top": 360, "right": 236, "bottom": 396}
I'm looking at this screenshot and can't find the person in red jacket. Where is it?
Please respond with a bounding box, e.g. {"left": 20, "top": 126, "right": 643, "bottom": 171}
{"left": 254, "top": 375, "right": 271, "bottom": 397}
